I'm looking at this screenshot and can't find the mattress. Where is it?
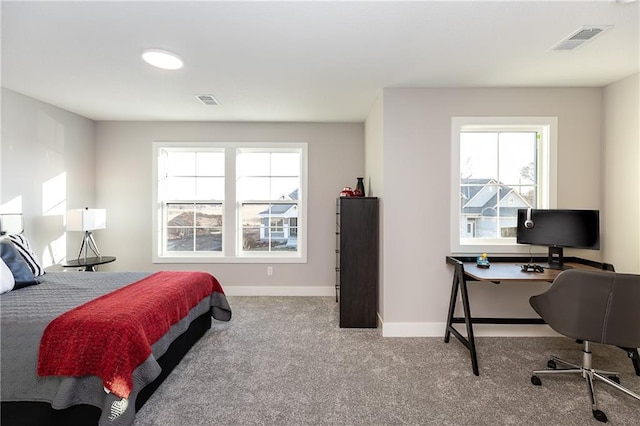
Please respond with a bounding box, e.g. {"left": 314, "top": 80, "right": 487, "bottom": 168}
{"left": 0, "top": 271, "right": 231, "bottom": 426}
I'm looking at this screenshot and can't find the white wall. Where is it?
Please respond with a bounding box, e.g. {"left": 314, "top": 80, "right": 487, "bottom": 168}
{"left": 602, "top": 73, "right": 640, "bottom": 273}
{"left": 1, "top": 88, "right": 95, "bottom": 268}
{"left": 373, "top": 87, "right": 603, "bottom": 335}
{"left": 94, "top": 121, "right": 364, "bottom": 293}
{"left": 364, "top": 93, "right": 384, "bottom": 318}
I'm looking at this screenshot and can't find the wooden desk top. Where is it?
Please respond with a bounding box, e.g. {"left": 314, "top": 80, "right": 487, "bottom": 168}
{"left": 463, "top": 262, "right": 563, "bottom": 282}
{"left": 447, "top": 256, "right": 612, "bottom": 283}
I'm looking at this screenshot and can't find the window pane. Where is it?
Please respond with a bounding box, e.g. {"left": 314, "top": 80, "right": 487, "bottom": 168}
{"left": 167, "top": 152, "right": 195, "bottom": 176}
{"left": 237, "top": 177, "right": 300, "bottom": 200}
{"left": 238, "top": 177, "right": 270, "bottom": 200}
{"left": 195, "top": 228, "right": 222, "bottom": 251}
{"left": 276, "top": 203, "right": 297, "bottom": 252}
{"left": 167, "top": 204, "right": 194, "bottom": 252}
{"left": 498, "top": 132, "right": 537, "bottom": 185}
{"left": 166, "top": 203, "right": 222, "bottom": 252}
{"left": 460, "top": 132, "right": 498, "bottom": 180}
{"left": 196, "top": 152, "right": 224, "bottom": 176}
{"left": 167, "top": 177, "right": 196, "bottom": 200}
{"left": 167, "top": 228, "right": 194, "bottom": 252}
{"left": 195, "top": 177, "right": 225, "bottom": 200}
{"left": 516, "top": 185, "right": 537, "bottom": 207}
{"left": 167, "top": 204, "right": 194, "bottom": 225}
{"left": 272, "top": 177, "right": 299, "bottom": 199}
{"left": 196, "top": 204, "right": 223, "bottom": 251}
{"left": 271, "top": 153, "right": 300, "bottom": 176}
{"left": 237, "top": 152, "right": 270, "bottom": 176}
{"left": 459, "top": 130, "right": 538, "bottom": 242}
{"left": 240, "top": 203, "right": 265, "bottom": 251}
{"left": 195, "top": 204, "right": 222, "bottom": 227}
{"left": 240, "top": 203, "right": 298, "bottom": 252}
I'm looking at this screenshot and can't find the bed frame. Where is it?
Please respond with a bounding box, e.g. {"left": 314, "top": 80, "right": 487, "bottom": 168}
{"left": 1, "top": 310, "right": 212, "bottom": 426}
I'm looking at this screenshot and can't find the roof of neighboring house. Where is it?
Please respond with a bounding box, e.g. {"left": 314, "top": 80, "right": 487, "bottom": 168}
{"left": 284, "top": 189, "right": 298, "bottom": 200}
{"left": 460, "top": 178, "right": 496, "bottom": 202}
{"left": 262, "top": 204, "right": 296, "bottom": 215}
{"left": 461, "top": 178, "right": 531, "bottom": 216}
{"left": 258, "top": 188, "right": 299, "bottom": 216}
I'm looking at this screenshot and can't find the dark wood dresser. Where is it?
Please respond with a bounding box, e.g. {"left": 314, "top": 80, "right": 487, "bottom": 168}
{"left": 336, "top": 197, "right": 379, "bottom": 328}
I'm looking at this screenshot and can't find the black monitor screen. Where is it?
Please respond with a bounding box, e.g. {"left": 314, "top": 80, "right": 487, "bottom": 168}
{"left": 516, "top": 209, "right": 600, "bottom": 250}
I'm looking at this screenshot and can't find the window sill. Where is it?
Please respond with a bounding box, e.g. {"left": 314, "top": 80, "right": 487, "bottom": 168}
{"left": 152, "top": 255, "right": 307, "bottom": 264}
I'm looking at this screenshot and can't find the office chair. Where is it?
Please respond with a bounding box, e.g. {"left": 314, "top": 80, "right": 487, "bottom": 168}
{"left": 529, "top": 269, "right": 640, "bottom": 423}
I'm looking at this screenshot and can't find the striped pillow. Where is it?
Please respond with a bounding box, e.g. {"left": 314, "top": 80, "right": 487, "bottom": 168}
{"left": 0, "top": 239, "right": 38, "bottom": 289}
{"left": 6, "top": 234, "right": 45, "bottom": 277}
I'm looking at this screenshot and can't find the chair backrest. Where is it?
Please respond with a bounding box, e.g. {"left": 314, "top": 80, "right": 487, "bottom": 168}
{"left": 530, "top": 269, "right": 640, "bottom": 348}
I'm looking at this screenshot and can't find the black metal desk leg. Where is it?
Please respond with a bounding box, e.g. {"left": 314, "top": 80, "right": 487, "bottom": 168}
{"left": 459, "top": 275, "right": 479, "bottom": 376}
{"left": 444, "top": 269, "right": 460, "bottom": 343}
{"left": 444, "top": 264, "right": 480, "bottom": 376}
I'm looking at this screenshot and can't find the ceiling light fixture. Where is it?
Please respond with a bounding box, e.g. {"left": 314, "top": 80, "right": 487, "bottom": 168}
{"left": 141, "top": 49, "right": 184, "bottom": 70}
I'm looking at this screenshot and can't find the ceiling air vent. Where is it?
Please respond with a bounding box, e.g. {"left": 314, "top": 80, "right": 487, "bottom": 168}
{"left": 551, "top": 26, "right": 612, "bottom": 51}
{"left": 195, "top": 94, "right": 221, "bottom": 106}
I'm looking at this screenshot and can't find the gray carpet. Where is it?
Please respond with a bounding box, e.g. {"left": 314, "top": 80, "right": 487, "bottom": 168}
{"left": 133, "top": 297, "right": 640, "bottom": 425}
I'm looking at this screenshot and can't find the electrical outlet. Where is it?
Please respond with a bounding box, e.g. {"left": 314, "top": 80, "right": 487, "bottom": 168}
{"left": 267, "top": 266, "right": 273, "bottom": 276}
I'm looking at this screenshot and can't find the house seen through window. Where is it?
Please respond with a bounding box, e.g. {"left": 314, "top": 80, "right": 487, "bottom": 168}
{"left": 153, "top": 143, "right": 307, "bottom": 263}
{"left": 451, "top": 117, "right": 557, "bottom": 253}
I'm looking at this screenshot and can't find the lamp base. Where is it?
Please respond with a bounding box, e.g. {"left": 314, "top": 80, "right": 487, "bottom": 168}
{"left": 78, "top": 231, "right": 101, "bottom": 262}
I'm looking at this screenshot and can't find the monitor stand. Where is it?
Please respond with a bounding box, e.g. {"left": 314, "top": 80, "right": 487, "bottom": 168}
{"left": 547, "top": 246, "right": 572, "bottom": 270}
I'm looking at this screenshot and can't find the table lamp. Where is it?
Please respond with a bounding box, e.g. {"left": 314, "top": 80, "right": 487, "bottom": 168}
{"left": 67, "top": 208, "right": 106, "bottom": 262}
{"left": 0, "top": 214, "right": 24, "bottom": 235}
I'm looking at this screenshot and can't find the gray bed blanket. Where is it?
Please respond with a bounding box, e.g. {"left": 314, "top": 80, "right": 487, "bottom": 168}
{"left": 0, "top": 271, "right": 231, "bottom": 426}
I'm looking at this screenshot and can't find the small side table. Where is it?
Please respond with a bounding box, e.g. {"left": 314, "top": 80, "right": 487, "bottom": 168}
{"left": 62, "top": 256, "right": 116, "bottom": 272}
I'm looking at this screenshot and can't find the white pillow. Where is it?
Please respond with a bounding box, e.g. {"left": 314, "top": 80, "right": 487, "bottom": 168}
{"left": 1, "top": 257, "right": 16, "bottom": 294}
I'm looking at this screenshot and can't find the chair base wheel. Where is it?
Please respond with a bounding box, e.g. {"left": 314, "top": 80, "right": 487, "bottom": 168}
{"left": 547, "top": 359, "right": 557, "bottom": 369}
{"left": 592, "top": 409, "right": 607, "bottom": 423}
{"left": 531, "top": 375, "right": 542, "bottom": 386}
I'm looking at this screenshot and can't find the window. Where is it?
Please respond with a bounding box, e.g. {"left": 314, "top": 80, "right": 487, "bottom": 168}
{"left": 153, "top": 142, "right": 307, "bottom": 263}
{"left": 450, "top": 117, "right": 557, "bottom": 253}
{"left": 158, "top": 149, "right": 224, "bottom": 254}
{"left": 237, "top": 150, "right": 301, "bottom": 255}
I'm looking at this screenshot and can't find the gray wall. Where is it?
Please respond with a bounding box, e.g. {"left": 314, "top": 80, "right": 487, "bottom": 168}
{"left": 370, "top": 87, "right": 608, "bottom": 335}
{"left": 94, "top": 121, "right": 364, "bottom": 293}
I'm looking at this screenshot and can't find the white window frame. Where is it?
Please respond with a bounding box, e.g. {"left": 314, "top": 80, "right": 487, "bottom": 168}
{"left": 152, "top": 142, "right": 308, "bottom": 264}
{"left": 450, "top": 117, "right": 558, "bottom": 254}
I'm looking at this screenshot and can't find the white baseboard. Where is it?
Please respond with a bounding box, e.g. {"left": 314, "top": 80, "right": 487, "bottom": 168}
{"left": 220, "top": 292, "right": 559, "bottom": 338}
{"left": 223, "top": 285, "right": 334, "bottom": 297}
{"left": 381, "top": 321, "right": 561, "bottom": 338}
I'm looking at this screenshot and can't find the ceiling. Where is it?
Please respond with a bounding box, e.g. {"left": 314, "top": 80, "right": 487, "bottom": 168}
{"left": 1, "top": 0, "right": 638, "bottom": 122}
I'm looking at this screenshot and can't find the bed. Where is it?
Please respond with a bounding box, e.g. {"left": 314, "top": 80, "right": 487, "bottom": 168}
{"left": 0, "top": 269, "right": 232, "bottom": 426}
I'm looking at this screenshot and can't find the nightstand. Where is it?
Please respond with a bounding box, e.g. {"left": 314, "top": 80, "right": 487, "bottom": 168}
{"left": 62, "top": 256, "right": 116, "bottom": 272}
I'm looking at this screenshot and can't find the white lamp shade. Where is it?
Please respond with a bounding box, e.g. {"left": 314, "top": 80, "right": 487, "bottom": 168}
{"left": 67, "top": 209, "right": 106, "bottom": 231}
{"left": 0, "top": 214, "right": 23, "bottom": 234}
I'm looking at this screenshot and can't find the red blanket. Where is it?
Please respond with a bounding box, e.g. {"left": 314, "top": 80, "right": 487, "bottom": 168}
{"left": 37, "top": 271, "right": 225, "bottom": 399}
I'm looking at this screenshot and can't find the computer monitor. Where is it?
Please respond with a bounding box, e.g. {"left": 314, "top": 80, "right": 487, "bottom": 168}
{"left": 516, "top": 209, "right": 600, "bottom": 269}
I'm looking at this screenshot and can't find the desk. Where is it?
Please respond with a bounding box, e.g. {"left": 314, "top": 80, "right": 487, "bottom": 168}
{"left": 444, "top": 256, "right": 614, "bottom": 376}
{"left": 62, "top": 256, "right": 116, "bottom": 272}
